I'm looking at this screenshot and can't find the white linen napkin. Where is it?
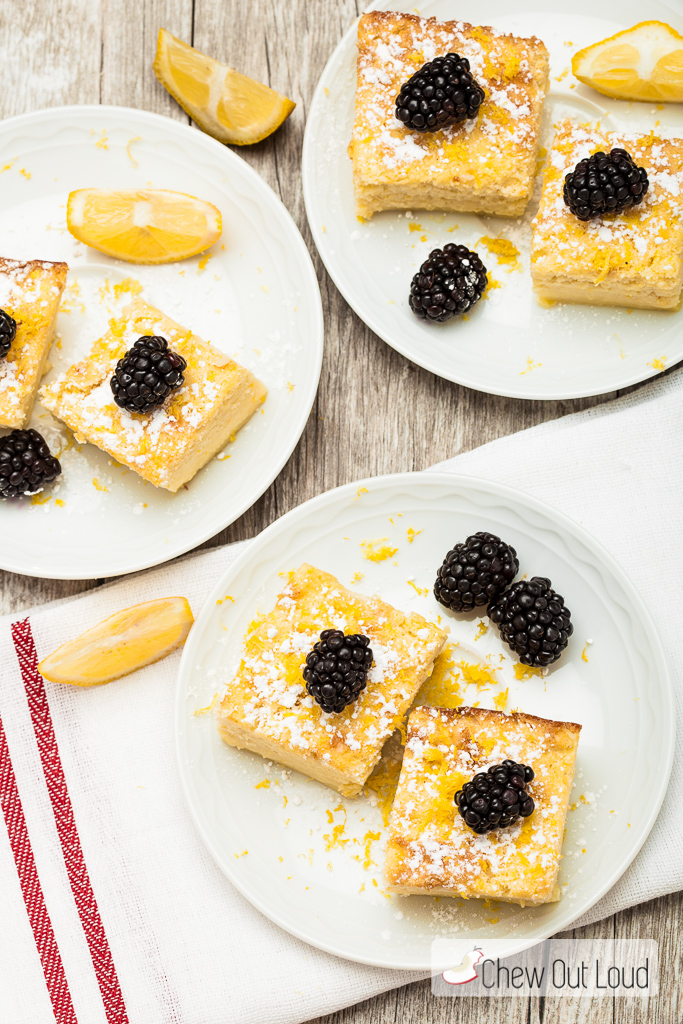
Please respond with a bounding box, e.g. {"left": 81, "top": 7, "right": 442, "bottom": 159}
{"left": 0, "top": 368, "right": 681, "bottom": 1024}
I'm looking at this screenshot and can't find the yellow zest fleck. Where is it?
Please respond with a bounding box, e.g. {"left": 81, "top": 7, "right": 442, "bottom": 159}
{"left": 493, "top": 687, "right": 509, "bottom": 711}
{"left": 278, "top": 855, "right": 283, "bottom": 862}
{"left": 354, "top": 486, "right": 369, "bottom": 500}
{"left": 582, "top": 645, "right": 589, "bottom": 662}
{"left": 554, "top": 67, "right": 569, "bottom": 82}
{"left": 482, "top": 274, "right": 501, "bottom": 300}
{"left": 30, "top": 493, "right": 52, "bottom": 506}
{"left": 325, "top": 809, "right": 334, "bottom": 824}
{"left": 649, "top": 356, "right": 667, "bottom": 372}
{"left": 216, "top": 452, "right": 231, "bottom": 461}
{"left": 126, "top": 136, "right": 141, "bottom": 166}
{"left": 408, "top": 222, "right": 423, "bottom": 232}
{"left": 477, "top": 236, "right": 521, "bottom": 272}
{"left": 112, "top": 277, "right": 143, "bottom": 300}
{"left": 254, "top": 779, "right": 271, "bottom": 789}
{"left": 407, "top": 580, "right": 428, "bottom": 597}
{"left": 351, "top": 572, "right": 364, "bottom": 583}
{"left": 19, "top": 167, "right": 31, "bottom": 179}
{"left": 474, "top": 621, "right": 488, "bottom": 640}
{"left": 282, "top": 796, "right": 287, "bottom": 808}
{"left": 520, "top": 356, "right": 542, "bottom": 375}
{"left": 215, "top": 595, "right": 234, "bottom": 605}
{"left": 514, "top": 663, "right": 544, "bottom": 680}
{"left": 358, "top": 883, "right": 365, "bottom": 892}
{"left": 92, "top": 478, "right": 108, "bottom": 492}
{"left": 0, "top": 159, "right": 16, "bottom": 173}
{"left": 197, "top": 252, "right": 212, "bottom": 272}
{"left": 360, "top": 538, "right": 398, "bottom": 562}
{"left": 193, "top": 691, "right": 220, "bottom": 716}
{"left": 287, "top": 381, "right": 295, "bottom": 392}
{"left": 55, "top": 499, "right": 65, "bottom": 507}
{"left": 363, "top": 831, "right": 381, "bottom": 870}
{"left": 457, "top": 660, "right": 499, "bottom": 689}
{"left": 94, "top": 130, "right": 109, "bottom": 150}
{"left": 406, "top": 527, "right": 421, "bottom": 543}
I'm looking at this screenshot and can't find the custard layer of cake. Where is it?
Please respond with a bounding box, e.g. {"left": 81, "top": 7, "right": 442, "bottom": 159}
{"left": 216, "top": 564, "right": 448, "bottom": 797}
{"left": 0, "top": 258, "right": 68, "bottom": 429}
{"left": 349, "top": 11, "right": 549, "bottom": 219}
{"left": 40, "top": 298, "right": 267, "bottom": 492}
{"left": 385, "top": 705, "right": 581, "bottom": 905}
{"left": 531, "top": 122, "right": 683, "bottom": 309}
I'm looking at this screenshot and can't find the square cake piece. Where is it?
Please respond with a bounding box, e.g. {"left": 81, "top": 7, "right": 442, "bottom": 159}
{"left": 385, "top": 705, "right": 581, "bottom": 905}
{"left": 349, "top": 11, "right": 549, "bottom": 219}
{"left": 216, "top": 564, "right": 448, "bottom": 797}
{"left": 531, "top": 121, "right": 683, "bottom": 309}
{"left": 40, "top": 297, "right": 267, "bottom": 492}
{"left": 0, "top": 258, "right": 68, "bottom": 428}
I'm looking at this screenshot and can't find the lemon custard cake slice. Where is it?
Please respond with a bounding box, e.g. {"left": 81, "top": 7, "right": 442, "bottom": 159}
{"left": 216, "top": 564, "right": 448, "bottom": 797}
{"left": 531, "top": 121, "right": 683, "bottom": 309}
{"left": 0, "top": 258, "right": 68, "bottom": 429}
{"left": 40, "top": 297, "right": 267, "bottom": 492}
{"left": 385, "top": 705, "right": 581, "bottom": 906}
{"left": 349, "top": 11, "right": 549, "bottom": 219}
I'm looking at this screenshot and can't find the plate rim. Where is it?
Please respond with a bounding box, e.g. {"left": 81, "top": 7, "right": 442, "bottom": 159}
{"left": 0, "top": 103, "right": 324, "bottom": 579}
{"left": 301, "top": 2, "right": 679, "bottom": 401}
{"left": 175, "top": 469, "right": 676, "bottom": 970}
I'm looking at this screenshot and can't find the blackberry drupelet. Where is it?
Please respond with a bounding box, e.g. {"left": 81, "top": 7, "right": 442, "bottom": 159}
{"left": 409, "top": 244, "right": 487, "bottom": 322}
{"left": 0, "top": 428, "right": 61, "bottom": 498}
{"left": 0, "top": 309, "right": 17, "bottom": 359}
{"left": 395, "top": 53, "right": 485, "bottom": 133}
{"left": 489, "top": 576, "right": 573, "bottom": 667}
{"left": 110, "top": 335, "right": 187, "bottom": 415}
{"left": 455, "top": 760, "right": 535, "bottom": 834}
{"left": 434, "top": 532, "right": 518, "bottom": 612}
{"left": 563, "top": 148, "right": 649, "bottom": 221}
{"left": 303, "top": 629, "right": 373, "bottom": 713}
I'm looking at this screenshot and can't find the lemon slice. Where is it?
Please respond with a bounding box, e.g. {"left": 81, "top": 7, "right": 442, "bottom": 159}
{"left": 38, "top": 598, "right": 194, "bottom": 686}
{"left": 66, "top": 188, "right": 222, "bottom": 264}
{"left": 573, "top": 21, "right": 683, "bottom": 102}
{"left": 153, "top": 28, "right": 295, "bottom": 145}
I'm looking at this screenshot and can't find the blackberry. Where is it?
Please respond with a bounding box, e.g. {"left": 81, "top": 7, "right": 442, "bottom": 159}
{"left": 396, "top": 53, "right": 485, "bottom": 132}
{"left": 489, "top": 576, "right": 573, "bottom": 667}
{"left": 303, "top": 629, "right": 373, "bottom": 713}
{"left": 110, "top": 335, "right": 187, "bottom": 415}
{"left": 0, "top": 428, "right": 61, "bottom": 499}
{"left": 563, "top": 148, "right": 649, "bottom": 221}
{"left": 455, "top": 760, "right": 535, "bottom": 834}
{"left": 0, "top": 309, "right": 17, "bottom": 358}
{"left": 409, "top": 244, "right": 487, "bottom": 322}
{"left": 434, "top": 532, "right": 518, "bottom": 612}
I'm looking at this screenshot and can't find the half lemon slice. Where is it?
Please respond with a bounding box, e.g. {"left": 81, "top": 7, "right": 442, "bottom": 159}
{"left": 153, "top": 28, "right": 296, "bottom": 145}
{"left": 572, "top": 20, "right": 683, "bottom": 102}
{"left": 38, "top": 597, "right": 194, "bottom": 686}
{"left": 66, "top": 188, "right": 222, "bottom": 264}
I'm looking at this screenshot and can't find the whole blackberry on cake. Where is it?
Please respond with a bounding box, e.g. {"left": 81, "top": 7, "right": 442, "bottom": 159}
{"left": 489, "top": 576, "right": 573, "bottom": 667}
{"left": 110, "top": 335, "right": 187, "bottom": 415}
{"left": 303, "top": 629, "right": 373, "bottom": 713}
{"left": 409, "top": 244, "right": 487, "bottom": 322}
{"left": 563, "top": 148, "right": 649, "bottom": 221}
{"left": 395, "top": 53, "right": 485, "bottom": 132}
{"left": 434, "top": 532, "right": 518, "bottom": 612}
{"left": 455, "top": 760, "right": 535, "bottom": 834}
{"left": 0, "top": 429, "right": 61, "bottom": 499}
{"left": 0, "top": 309, "right": 17, "bottom": 358}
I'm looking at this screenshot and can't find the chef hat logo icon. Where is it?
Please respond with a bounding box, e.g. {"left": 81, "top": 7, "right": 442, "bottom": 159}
{"left": 441, "top": 947, "right": 484, "bottom": 985}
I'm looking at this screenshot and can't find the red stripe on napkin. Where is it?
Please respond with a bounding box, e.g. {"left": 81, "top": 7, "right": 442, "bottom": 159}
{"left": 0, "top": 712, "right": 78, "bottom": 1023}
{"left": 12, "top": 619, "right": 129, "bottom": 1024}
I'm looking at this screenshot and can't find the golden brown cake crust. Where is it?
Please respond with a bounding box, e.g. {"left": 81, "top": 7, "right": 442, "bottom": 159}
{"left": 350, "top": 11, "right": 549, "bottom": 218}
{"left": 0, "top": 258, "right": 68, "bottom": 429}
{"left": 385, "top": 704, "right": 581, "bottom": 905}
{"left": 216, "top": 564, "right": 448, "bottom": 796}
{"left": 39, "top": 297, "right": 267, "bottom": 491}
{"left": 531, "top": 121, "right": 683, "bottom": 309}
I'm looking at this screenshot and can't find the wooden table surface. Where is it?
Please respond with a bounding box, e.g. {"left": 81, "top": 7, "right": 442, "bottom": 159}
{"left": 1, "top": 1, "right": 680, "bottom": 1021}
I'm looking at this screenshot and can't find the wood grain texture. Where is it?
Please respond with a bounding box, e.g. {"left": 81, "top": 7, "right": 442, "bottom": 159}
{"left": 0, "top": 0, "right": 679, "bottom": 1021}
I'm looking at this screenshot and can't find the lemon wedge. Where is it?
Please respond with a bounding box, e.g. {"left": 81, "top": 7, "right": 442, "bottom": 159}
{"left": 153, "top": 28, "right": 295, "bottom": 145}
{"left": 38, "top": 598, "right": 194, "bottom": 686}
{"left": 66, "top": 188, "right": 222, "bottom": 264}
{"left": 573, "top": 21, "right": 683, "bottom": 102}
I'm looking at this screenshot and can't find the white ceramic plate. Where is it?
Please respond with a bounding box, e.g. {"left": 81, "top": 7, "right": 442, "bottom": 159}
{"left": 302, "top": 0, "right": 683, "bottom": 400}
{"left": 0, "top": 105, "right": 323, "bottom": 579}
{"left": 176, "top": 472, "right": 674, "bottom": 970}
